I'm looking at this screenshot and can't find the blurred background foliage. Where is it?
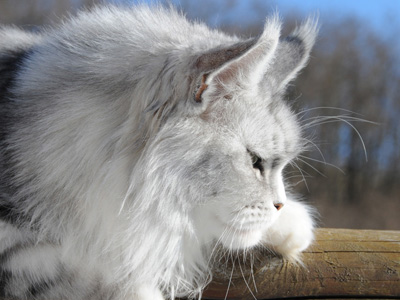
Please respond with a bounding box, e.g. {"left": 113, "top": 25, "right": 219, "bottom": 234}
{"left": 1, "top": 0, "right": 399, "bottom": 229}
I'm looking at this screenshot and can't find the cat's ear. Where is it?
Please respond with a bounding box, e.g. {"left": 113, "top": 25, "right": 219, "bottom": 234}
{"left": 262, "top": 18, "right": 318, "bottom": 93}
{"left": 192, "top": 16, "right": 281, "bottom": 103}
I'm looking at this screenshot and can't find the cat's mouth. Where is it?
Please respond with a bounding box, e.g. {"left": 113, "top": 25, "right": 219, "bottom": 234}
{"left": 220, "top": 224, "right": 263, "bottom": 250}
{"left": 217, "top": 219, "right": 267, "bottom": 250}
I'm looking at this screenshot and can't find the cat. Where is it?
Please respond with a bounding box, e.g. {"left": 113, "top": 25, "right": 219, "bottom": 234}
{"left": 0, "top": 4, "right": 317, "bottom": 300}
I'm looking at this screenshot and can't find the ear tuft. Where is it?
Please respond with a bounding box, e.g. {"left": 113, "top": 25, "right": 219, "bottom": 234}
{"left": 261, "top": 16, "right": 319, "bottom": 92}
{"left": 260, "top": 14, "right": 282, "bottom": 44}
{"left": 291, "top": 16, "right": 319, "bottom": 60}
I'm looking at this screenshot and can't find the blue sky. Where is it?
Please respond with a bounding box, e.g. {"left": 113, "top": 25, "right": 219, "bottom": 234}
{"left": 160, "top": 0, "right": 400, "bottom": 35}
{"left": 274, "top": 0, "right": 400, "bottom": 31}
{"left": 116, "top": 0, "right": 400, "bottom": 33}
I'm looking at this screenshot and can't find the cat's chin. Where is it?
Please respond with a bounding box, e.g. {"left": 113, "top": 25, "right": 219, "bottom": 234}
{"left": 219, "top": 227, "right": 263, "bottom": 250}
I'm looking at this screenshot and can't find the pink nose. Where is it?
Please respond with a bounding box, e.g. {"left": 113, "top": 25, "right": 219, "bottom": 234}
{"left": 274, "top": 203, "right": 284, "bottom": 211}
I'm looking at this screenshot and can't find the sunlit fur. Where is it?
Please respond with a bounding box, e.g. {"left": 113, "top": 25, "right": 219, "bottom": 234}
{"left": 0, "top": 5, "right": 317, "bottom": 299}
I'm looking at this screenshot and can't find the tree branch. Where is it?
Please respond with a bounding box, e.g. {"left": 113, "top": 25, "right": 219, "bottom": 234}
{"left": 202, "top": 228, "right": 400, "bottom": 299}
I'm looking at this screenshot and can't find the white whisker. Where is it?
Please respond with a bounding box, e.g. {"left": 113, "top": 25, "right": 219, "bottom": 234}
{"left": 224, "top": 256, "right": 236, "bottom": 300}
{"left": 290, "top": 161, "right": 310, "bottom": 192}
{"left": 238, "top": 256, "right": 258, "bottom": 300}
{"left": 297, "top": 106, "right": 366, "bottom": 119}
{"left": 296, "top": 158, "right": 326, "bottom": 177}
{"left": 301, "top": 137, "right": 326, "bottom": 162}
{"left": 298, "top": 155, "right": 345, "bottom": 174}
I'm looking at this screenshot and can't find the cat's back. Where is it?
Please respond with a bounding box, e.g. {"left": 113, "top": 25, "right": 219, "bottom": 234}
{"left": 0, "top": 5, "right": 236, "bottom": 68}
{"left": 63, "top": 5, "right": 235, "bottom": 52}
{"left": 0, "top": 4, "right": 240, "bottom": 222}
{"left": 0, "top": 5, "right": 239, "bottom": 111}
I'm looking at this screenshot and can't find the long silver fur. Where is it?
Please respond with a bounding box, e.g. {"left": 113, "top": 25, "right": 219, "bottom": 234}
{"left": 0, "top": 5, "right": 318, "bottom": 300}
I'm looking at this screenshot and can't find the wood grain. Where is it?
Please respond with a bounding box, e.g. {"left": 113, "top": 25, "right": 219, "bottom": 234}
{"left": 201, "top": 228, "right": 400, "bottom": 299}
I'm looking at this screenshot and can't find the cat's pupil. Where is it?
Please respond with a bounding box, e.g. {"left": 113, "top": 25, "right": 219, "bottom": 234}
{"left": 250, "top": 153, "right": 259, "bottom": 165}
{"left": 249, "top": 152, "right": 264, "bottom": 174}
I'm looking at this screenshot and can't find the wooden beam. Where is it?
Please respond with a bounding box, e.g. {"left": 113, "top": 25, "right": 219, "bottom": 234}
{"left": 201, "top": 228, "right": 400, "bottom": 299}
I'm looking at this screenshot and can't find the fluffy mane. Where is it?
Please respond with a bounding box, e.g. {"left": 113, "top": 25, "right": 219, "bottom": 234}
{"left": 0, "top": 4, "right": 317, "bottom": 299}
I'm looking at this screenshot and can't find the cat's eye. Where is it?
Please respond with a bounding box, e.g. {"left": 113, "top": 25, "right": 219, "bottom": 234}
{"left": 250, "top": 153, "right": 260, "bottom": 165}
{"left": 249, "top": 151, "right": 264, "bottom": 174}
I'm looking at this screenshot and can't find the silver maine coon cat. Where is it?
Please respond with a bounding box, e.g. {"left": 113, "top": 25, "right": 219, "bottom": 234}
{"left": 0, "top": 5, "right": 317, "bottom": 300}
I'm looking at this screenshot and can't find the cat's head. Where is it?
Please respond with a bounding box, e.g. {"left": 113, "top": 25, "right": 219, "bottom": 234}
{"left": 139, "top": 16, "right": 317, "bottom": 250}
